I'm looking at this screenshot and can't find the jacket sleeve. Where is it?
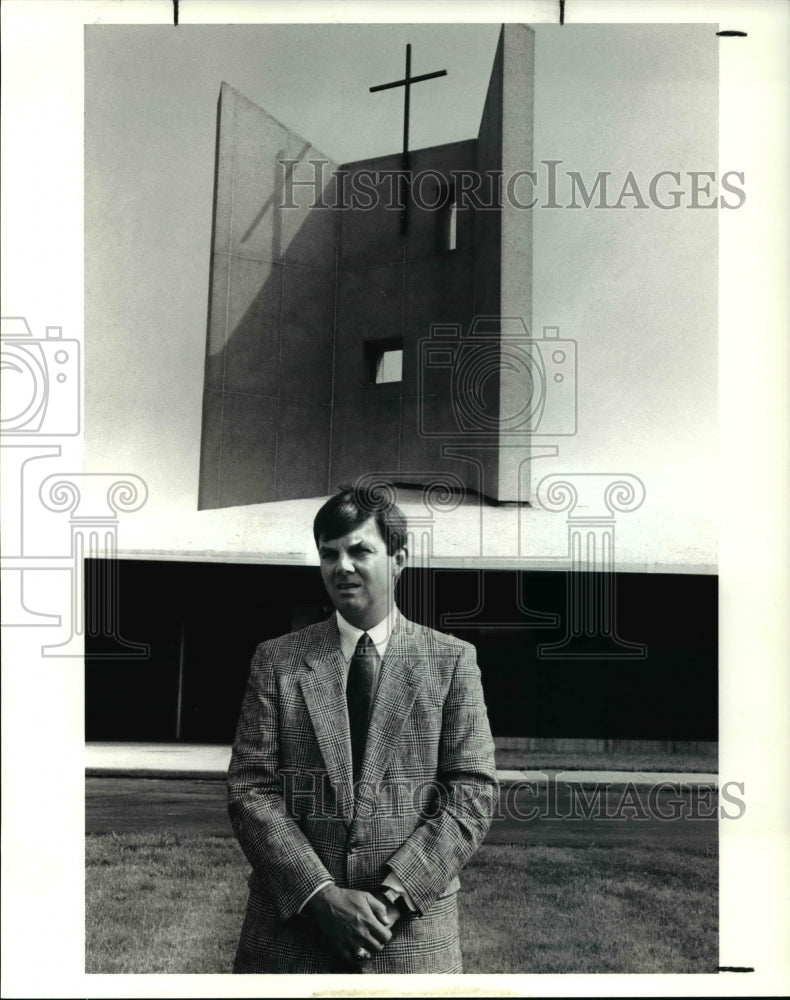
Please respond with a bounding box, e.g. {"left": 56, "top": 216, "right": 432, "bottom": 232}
{"left": 227, "top": 642, "right": 334, "bottom": 921}
{"left": 383, "top": 640, "right": 498, "bottom": 914}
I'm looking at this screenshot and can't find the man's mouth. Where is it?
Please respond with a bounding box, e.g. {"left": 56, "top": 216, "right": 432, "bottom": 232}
{"left": 336, "top": 582, "right": 360, "bottom": 591}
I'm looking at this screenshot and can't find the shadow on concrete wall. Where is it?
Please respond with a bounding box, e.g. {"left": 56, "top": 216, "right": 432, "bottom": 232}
{"left": 199, "top": 83, "right": 339, "bottom": 508}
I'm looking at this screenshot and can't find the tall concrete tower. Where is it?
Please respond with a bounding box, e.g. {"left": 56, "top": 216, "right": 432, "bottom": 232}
{"left": 199, "top": 25, "right": 546, "bottom": 509}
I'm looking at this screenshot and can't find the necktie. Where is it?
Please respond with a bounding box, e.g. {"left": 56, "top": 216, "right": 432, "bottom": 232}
{"left": 347, "top": 633, "right": 377, "bottom": 782}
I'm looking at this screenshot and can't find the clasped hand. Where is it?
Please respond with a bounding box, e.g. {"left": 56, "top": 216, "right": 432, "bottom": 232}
{"left": 304, "top": 884, "right": 400, "bottom": 964}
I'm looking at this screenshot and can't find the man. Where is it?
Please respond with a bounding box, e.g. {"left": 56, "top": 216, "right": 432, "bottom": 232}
{"left": 228, "top": 485, "right": 498, "bottom": 974}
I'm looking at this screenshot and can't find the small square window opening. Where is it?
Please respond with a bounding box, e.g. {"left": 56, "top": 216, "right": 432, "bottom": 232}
{"left": 375, "top": 348, "right": 403, "bottom": 383}
{"left": 365, "top": 339, "right": 404, "bottom": 384}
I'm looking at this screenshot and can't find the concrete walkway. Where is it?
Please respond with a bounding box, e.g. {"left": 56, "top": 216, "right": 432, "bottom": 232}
{"left": 86, "top": 742, "right": 718, "bottom": 787}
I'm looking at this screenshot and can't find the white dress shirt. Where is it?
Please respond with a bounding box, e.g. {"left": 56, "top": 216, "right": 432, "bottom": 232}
{"left": 335, "top": 607, "right": 398, "bottom": 677}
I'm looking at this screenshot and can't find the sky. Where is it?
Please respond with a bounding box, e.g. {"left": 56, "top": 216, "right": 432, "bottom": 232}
{"left": 85, "top": 23, "right": 505, "bottom": 167}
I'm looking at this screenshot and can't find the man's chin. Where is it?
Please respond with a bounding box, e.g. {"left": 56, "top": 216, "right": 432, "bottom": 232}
{"left": 332, "top": 593, "right": 374, "bottom": 625}
{"left": 333, "top": 591, "right": 364, "bottom": 611}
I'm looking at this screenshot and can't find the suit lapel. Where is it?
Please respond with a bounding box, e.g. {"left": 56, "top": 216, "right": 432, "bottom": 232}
{"left": 358, "top": 617, "right": 425, "bottom": 792}
{"left": 299, "top": 620, "right": 354, "bottom": 821}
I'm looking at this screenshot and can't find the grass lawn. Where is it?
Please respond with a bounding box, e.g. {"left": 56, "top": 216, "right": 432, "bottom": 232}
{"left": 460, "top": 842, "right": 717, "bottom": 973}
{"left": 86, "top": 832, "right": 717, "bottom": 974}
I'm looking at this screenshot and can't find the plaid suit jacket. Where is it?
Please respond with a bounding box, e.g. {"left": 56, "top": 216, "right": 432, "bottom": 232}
{"left": 228, "top": 612, "right": 498, "bottom": 974}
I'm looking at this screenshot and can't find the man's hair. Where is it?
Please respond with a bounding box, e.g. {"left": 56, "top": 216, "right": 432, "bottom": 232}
{"left": 313, "top": 483, "right": 408, "bottom": 555}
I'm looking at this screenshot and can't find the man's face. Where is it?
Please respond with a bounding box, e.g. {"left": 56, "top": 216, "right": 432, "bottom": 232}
{"left": 318, "top": 517, "right": 406, "bottom": 630}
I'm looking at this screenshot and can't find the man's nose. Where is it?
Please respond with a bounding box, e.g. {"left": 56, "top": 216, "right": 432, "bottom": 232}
{"left": 337, "top": 552, "right": 355, "bottom": 574}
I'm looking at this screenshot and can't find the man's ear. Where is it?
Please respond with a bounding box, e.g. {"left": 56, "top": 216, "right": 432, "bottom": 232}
{"left": 393, "top": 547, "right": 407, "bottom": 577}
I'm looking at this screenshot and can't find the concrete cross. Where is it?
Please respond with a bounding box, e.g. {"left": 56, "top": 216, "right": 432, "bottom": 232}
{"left": 370, "top": 44, "right": 447, "bottom": 234}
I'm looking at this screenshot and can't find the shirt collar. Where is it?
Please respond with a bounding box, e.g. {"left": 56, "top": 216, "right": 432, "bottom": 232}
{"left": 335, "top": 607, "right": 399, "bottom": 661}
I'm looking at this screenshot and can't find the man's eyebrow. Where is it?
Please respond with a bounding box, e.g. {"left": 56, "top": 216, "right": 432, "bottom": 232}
{"left": 318, "top": 543, "right": 337, "bottom": 555}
